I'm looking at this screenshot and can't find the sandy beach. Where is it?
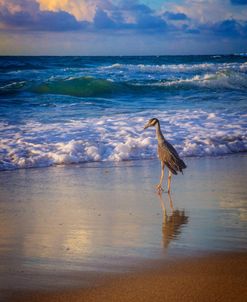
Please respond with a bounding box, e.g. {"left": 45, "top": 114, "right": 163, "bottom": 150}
{"left": 1, "top": 155, "right": 247, "bottom": 301}
{"left": 6, "top": 252, "right": 247, "bottom": 302}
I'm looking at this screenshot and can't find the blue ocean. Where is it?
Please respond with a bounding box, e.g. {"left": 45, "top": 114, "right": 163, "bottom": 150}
{"left": 0, "top": 55, "right": 247, "bottom": 170}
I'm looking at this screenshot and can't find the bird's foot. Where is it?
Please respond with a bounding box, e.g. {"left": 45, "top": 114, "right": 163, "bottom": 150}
{"left": 156, "top": 184, "right": 164, "bottom": 193}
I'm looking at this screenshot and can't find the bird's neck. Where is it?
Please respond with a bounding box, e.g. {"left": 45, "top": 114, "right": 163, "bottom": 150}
{"left": 155, "top": 122, "right": 164, "bottom": 142}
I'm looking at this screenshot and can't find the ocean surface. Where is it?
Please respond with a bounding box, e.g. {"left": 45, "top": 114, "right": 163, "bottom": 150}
{"left": 0, "top": 55, "right": 247, "bottom": 170}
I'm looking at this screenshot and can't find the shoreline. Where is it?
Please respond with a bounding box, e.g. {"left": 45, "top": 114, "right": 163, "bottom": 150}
{"left": 1, "top": 152, "right": 247, "bottom": 173}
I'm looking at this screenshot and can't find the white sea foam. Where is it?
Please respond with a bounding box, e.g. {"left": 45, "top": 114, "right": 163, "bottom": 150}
{"left": 144, "top": 71, "right": 247, "bottom": 90}
{"left": 0, "top": 110, "right": 246, "bottom": 170}
{"left": 100, "top": 62, "right": 247, "bottom": 91}
{"left": 101, "top": 62, "right": 247, "bottom": 74}
{"left": 0, "top": 81, "right": 26, "bottom": 90}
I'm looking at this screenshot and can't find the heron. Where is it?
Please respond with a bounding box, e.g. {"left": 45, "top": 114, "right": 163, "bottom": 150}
{"left": 144, "top": 118, "right": 186, "bottom": 193}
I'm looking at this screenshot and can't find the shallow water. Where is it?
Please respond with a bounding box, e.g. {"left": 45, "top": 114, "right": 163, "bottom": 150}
{"left": 0, "top": 55, "right": 247, "bottom": 170}
{"left": 0, "top": 155, "right": 246, "bottom": 290}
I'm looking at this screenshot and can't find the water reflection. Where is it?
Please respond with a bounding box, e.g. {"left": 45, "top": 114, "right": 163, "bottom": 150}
{"left": 1, "top": 157, "right": 247, "bottom": 292}
{"left": 219, "top": 195, "right": 247, "bottom": 222}
{"left": 157, "top": 192, "right": 189, "bottom": 249}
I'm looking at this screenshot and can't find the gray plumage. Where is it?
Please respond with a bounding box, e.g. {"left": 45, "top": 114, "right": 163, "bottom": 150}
{"left": 144, "top": 117, "right": 186, "bottom": 192}
{"left": 157, "top": 132, "right": 186, "bottom": 175}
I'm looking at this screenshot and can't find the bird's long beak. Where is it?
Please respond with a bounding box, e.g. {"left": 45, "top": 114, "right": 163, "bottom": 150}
{"left": 144, "top": 123, "right": 149, "bottom": 130}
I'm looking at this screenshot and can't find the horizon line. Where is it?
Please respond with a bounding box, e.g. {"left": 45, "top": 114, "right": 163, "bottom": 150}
{"left": 0, "top": 53, "right": 246, "bottom": 57}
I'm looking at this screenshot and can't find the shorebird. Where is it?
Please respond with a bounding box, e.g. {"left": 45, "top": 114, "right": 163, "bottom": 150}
{"left": 144, "top": 118, "right": 186, "bottom": 193}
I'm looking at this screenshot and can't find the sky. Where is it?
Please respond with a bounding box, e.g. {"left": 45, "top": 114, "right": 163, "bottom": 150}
{"left": 0, "top": 0, "right": 247, "bottom": 55}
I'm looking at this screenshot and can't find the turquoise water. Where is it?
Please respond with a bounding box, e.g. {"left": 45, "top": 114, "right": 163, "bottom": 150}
{"left": 0, "top": 55, "right": 247, "bottom": 170}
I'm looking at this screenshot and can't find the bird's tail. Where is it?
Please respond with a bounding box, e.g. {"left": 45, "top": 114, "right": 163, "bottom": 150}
{"left": 179, "top": 159, "right": 186, "bottom": 174}
{"left": 179, "top": 159, "right": 187, "bottom": 169}
{"left": 167, "top": 156, "right": 187, "bottom": 175}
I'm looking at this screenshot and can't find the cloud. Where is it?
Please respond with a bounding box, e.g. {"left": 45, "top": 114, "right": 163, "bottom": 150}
{"left": 0, "top": 10, "right": 86, "bottom": 31}
{"left": 0, "top": 0, "right": 169, "bottom": 33}
{"left": 212, "top": 19, "right": 247, "bottom": 37}
{"left": 38, "top": 0, "right": 109, "bottom": 21}
{"left": 0, "top": 0, "right": 88, "bottom": 31}
{"left": 163, "top": 11, "right": 188, "bottom": 21}
{"left": 133, "top": 7, "right": 167, "bottom": 30}
{"left": 93, "top": 8, "right": 115, "bottom": 29}
{"left": 231, "top": 0, "right": 247, "bottom": 5}
{"left": 0, "top": 0, "right": 246, "bottom": 39}
{"left": 107, "top": 1, "right": 167, "bottom": 31}
{"left": 163, "top": 0, "right": 247, "bottom": 23}
{"left": 194, "top": 17, "right": 247, "bottom": 39}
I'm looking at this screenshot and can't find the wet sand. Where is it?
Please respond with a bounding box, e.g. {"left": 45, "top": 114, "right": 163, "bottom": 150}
{"left": 6, "top": 252, "right": 247, "bottom": 302}
{"left": 1, "top": 155, "right": 247, "bottom": 301}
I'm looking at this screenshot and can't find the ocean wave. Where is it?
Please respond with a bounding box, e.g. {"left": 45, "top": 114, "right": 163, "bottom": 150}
{"left": 0, "top": 81, "right": 27, "bottom": 95}
{"left": 0, "top": 110, "right": 246, "bottom": 170}
{"left": 27, "top": 69, "right": 247, "bottom": 98}
{"left": 101, "top": 62, "right": 247, "bottom": 73}
{"left": 1, "top": 60, "right": 246, "bottom": 98}
{"left": 31, "top": 76, "right": 128, "bottom": 97}
{"left": 0, "top": 62, "right": 46, "bottom": 73}
{"left": 150, "top": 71, "right": 247, "bottom": 90}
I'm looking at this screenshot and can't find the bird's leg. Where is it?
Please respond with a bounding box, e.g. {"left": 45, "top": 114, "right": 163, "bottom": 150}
{"left": 167, "top": 170, "right": 172, "bottom": 194}
{"left": 157, "top": 191, "right": 166, "bottom": 214}
{"left": 167, "top": 190, "right": 174, "bottom": 211}
{"left": 156, "top": 162, "right": 165, "bottom": 192}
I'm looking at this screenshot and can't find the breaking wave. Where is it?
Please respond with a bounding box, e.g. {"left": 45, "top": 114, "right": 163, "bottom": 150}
{"left": 17, "top": 70, "right": 247, "bottom": 98}
{"left": 1, "top": 60, "right": 247, "bottom": 97}
{"left": 149, "top": 71, "right": 247, "bottom": 90}
{"left": 31, "top": 77, "right": 127, "bottom": 97}
{"left": 1, "top": 110, "right": 246, "bottom": 170}
{"left": 101, "top": 62, "right": 247, "bottom": 73}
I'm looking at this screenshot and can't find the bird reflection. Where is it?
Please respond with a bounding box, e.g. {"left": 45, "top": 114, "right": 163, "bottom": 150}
{"left": 157, "top": 192, "right": 189, "bottom": 249}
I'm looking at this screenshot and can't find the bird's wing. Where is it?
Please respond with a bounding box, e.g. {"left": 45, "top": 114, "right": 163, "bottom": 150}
{"left": 158, "top": 139, "right": 186, "bottom": 174}
{"left": 163, "top": 140, "right": 180, "bottom": 158}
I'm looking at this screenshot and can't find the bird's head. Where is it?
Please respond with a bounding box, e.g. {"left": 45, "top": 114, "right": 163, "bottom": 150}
{"left": 144, "top": 118, "right": 159, "bottom": 130}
